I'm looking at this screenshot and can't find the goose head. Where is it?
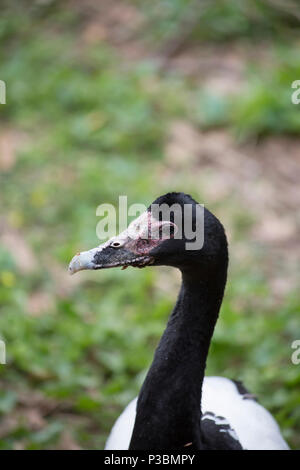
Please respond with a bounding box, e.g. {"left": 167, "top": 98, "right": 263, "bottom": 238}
{"left": 68, "top": 192, "right": 227, "bottom": 278}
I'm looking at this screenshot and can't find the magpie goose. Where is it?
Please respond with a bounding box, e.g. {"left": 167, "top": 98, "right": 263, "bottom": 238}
{"left": 69, "top": 192, "right": 289, "bottom": 450}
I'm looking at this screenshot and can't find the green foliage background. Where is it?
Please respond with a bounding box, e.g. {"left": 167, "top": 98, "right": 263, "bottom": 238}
{"left": 0, "top": 0, "right": 299, "bottom": 449}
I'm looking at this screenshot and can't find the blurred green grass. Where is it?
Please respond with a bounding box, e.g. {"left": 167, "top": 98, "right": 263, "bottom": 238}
{"left": 0, "top": 0, "right": 299, "bottom": 449}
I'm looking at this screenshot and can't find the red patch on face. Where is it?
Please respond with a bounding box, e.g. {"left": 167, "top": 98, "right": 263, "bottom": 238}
{"left": 133, "top": 237, "right": 163, "bottom": 255}
{"left": 126, "top": 218, "right": 177, "bottom": 256}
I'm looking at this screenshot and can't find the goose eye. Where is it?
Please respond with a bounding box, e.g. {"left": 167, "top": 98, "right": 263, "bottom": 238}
{"left": 111, "top": 241, "right": 123, "bottom": 248}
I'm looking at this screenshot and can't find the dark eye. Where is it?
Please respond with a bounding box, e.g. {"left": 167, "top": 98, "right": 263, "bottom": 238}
{"left": 111, "top": 241, "right": 122, "bottom": 248}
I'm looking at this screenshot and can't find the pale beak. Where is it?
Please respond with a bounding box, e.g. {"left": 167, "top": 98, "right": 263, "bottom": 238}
{"left": 68, "top": 246, "right": 103, "bottom": 275}
{"left": 68, "top": 238, "right": 154, "bottom": 275}
{"left": 68, "top": 211, "right": 172, "bottom": 275}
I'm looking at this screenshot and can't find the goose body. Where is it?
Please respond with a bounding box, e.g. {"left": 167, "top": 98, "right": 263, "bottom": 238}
{"left": 105, "top": 377, "right": 289, "bottom": 450}
{"left": 69, "top": 192, "right": 289, "bottom": 450}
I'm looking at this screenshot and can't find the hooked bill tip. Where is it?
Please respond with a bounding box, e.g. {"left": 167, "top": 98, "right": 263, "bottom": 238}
{"left": 68, "top": 247, "right": 100, "bottom": 275}
{"left": 68, "top": 252, "right": 85, "bottom": 275}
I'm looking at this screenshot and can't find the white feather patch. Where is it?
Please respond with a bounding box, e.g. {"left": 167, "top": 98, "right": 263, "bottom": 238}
{"left": 105, "top": 377, "right": 289, "bottom": 450}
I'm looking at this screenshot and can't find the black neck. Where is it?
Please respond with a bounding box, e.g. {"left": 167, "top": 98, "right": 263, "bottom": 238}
{"left": 129, "top": 264, "right": 227, "bottom": 450}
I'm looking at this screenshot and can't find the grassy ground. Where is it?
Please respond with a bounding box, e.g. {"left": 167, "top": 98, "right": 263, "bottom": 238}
{"left": 0, "top": 1, "right": 299, "bottom": 449}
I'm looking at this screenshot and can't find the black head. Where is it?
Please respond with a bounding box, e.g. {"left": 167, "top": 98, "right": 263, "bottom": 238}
{"left": 68, "top": 192, "right": 228, "bottom": 279}
{"left": 146, "top": 192, "right": 227, "bottom": 274}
